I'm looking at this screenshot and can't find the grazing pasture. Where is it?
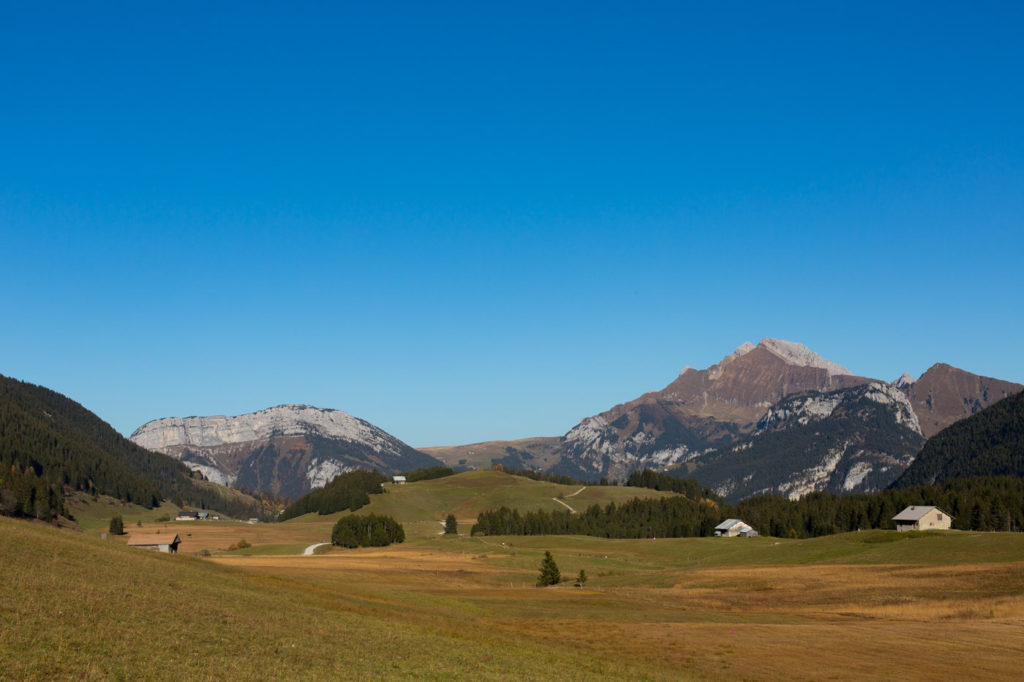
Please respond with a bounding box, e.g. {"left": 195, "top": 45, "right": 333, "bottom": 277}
{"left": 210, "top": 531, "right": 1024, "bottom": 680}
{"left": 5, "top": 472, "right": 1024, "bottom": 680}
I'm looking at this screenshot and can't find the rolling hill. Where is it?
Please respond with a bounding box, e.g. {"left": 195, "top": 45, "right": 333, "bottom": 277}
{"left": 420, "top": 436, "right": 562, "bottom": 471}
{"left": 285, "top": 470, "right": 681, "bottom": 539}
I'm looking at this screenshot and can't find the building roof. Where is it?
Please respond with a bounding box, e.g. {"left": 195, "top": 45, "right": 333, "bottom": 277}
{"left": 892, "top": 505, "right": 953, "bottom": 522}
{"left": 127, "top": 533, "right": 181, "bottom": 546}
{"left": 714, "top": 519, "right": 747, "bottom": 530}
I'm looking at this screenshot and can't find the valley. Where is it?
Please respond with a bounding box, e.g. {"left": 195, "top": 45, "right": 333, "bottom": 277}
{"left": 5, "top": 473, "right": 1024, "bottom": 680}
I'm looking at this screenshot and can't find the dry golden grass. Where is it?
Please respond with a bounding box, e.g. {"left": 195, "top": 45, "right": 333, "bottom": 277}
{"left": 12, "top": 496, "right": 1024, "bottom": 681}
{"left": 212, "top": 538, "right": 1024, "bottom": 681}
{"left": 124, "top": 519, "right": 330, "bottom": 555}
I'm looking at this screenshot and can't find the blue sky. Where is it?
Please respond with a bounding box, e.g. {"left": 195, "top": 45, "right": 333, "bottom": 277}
{"left": 2, "top": 2, "right": 1022, "bottom": 446}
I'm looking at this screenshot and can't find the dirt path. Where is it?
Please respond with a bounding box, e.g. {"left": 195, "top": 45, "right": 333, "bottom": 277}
{"left": 566, "top": 486, "right": 587, "bottom": 497}
{"left": 552, "top": 497, "right": 577, "bottom": 513}
{"left": 303, "top": 542, "right": 330, "bottom": 556}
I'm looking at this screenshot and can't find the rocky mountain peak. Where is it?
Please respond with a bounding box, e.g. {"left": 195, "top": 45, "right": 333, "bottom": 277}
{"left": 757, "top": 338, "right": 851, "bottom": 376}
{"left": 130, "top": 403, "right": 381, "bottom": 452}
{"left": 892, "top": 373, "right": 916, "bottom": 389}
{"left": 706, "top": 341, "right": 756, "bottom": 380}
{"left": 129, "top": 404, "right": 441, "bottom": 498}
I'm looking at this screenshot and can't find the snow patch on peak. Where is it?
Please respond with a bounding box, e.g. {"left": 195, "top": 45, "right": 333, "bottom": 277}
{"left": 758, "top": 338, "right": 851, "bottom": 376}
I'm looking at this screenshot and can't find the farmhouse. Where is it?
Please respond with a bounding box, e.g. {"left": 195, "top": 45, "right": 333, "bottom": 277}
{"left": 392, "top": 475, "right": 407, "bottom": 484}
{"left": 714, "top": 519, "right": 758, "bottom": 537}
{"left": 127, "top": 533, "right": 181, "bottom": 554}
{"left": 892, "top": 506, "right": 953, "bottom": 532}
{"left": 175, "top": 511, "right": 199, "bottom": 521}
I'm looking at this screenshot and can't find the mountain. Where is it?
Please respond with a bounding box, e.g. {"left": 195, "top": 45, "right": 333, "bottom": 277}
{"left": 891, "top": 389, "right": 1024, "bottom": 487}
{"left": 899, "top": 363, "right": 1023, "bottom": 438}
{"left": 543, "top": 338, "right": 1021, "bottom": 501}
{"left": 130, "top": 404, "right": 443, "bottom": 499}
{"left": 550, "top": 338, "right": 873, "bottom": 481}
{"left": 678, "top": 382, "right": 926, "bottom": 502}
{"left": 0, "top": 374, "right": 262, "bottom": 520}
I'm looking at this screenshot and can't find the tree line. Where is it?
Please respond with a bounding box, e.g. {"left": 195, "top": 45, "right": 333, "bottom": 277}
{"left": 279, "top": 470, "right": 387, "bottom": 520}
{"left": 472, "top": 495, "right": 722, "bottom": 539}
{"left": 473, "top": 472, "right": 1024, "bottom": 539}
{"left": 402, "top": 466, "right": 455, "bottom": 482}
{"left": 499, "top": 467, "right": 611, "bottom": 486}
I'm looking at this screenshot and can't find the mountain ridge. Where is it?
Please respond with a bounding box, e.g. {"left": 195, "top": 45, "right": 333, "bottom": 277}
{"left": 130, "top": 404, "right": 443, "bottom": 498}
{"left": 427, "top": 338, "right": 1022, "bottom": 501}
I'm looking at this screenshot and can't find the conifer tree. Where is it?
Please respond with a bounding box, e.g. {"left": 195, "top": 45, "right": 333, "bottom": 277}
{"left": 444, "top": 514, "right": 458, "bottom": 535}
{"left": 537, "top": 551, "right": 560, "bottom": 586}
{"left": 109, "top": 514, "right": 124, "bottom": 535}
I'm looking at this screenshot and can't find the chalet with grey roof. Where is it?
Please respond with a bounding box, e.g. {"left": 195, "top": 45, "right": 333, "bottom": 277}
{"left": 891, "top": 506, "right": 953, "bottom": 532}
{"left": 714, "top": 519, "right": 758, "bottom": 537}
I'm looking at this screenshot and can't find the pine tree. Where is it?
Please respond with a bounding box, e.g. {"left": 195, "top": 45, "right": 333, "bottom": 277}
{"left": 109, "top": 514, "right": 124, "bottom": 535}
{"left": 444, "top": 514, "right": 458, "bottom": 535}
{"left": 575, "top": 569, "right": 587, "bottom": 587}
{"left": 537, "top": 551, "right": 560, "bottom": 586}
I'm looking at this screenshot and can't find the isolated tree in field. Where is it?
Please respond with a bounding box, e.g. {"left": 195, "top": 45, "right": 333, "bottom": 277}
{"left": 108, "top": 514, "right": 124, "bottom": 535}
{"left": 537, "top": 551, "right": 560, "bottom": 586}
{"left": 575, "top": 569, "right": 587, "bottom": 587}
{"left": 444, "top": 514, "right": 458, "bottom": 535}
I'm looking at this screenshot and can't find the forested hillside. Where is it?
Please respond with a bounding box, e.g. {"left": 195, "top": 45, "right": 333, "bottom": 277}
{"left": 0, "top": 374, "right": 264, "bottom": 520}
{"left": 892, "top": 390, "right": 1024, "bottom": 487}
{"left": 279, "top": 470, "right": 388, "bottom": 520}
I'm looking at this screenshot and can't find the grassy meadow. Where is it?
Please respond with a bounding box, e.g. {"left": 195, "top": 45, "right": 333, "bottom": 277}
{"left": 4, "top": 472, "right": 1024, "bottom": 680}
{"left": 285, "top": 470, "right": 681, "bottom": 540}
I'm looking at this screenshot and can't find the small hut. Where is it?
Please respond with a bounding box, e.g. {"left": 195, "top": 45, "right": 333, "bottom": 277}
{"left": 127, "top": 533, "right": 181, "bottom": 553}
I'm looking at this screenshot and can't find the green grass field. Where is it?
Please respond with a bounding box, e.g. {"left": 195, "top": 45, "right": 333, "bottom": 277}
{"left": 5, "top": 471, "right": 1024, "bottom": 680}
{"left": 64, "top": 492, "right": 185, "bottom": 531}
{"left": 286, "top": 470, "right": 679, "bottom": 540}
